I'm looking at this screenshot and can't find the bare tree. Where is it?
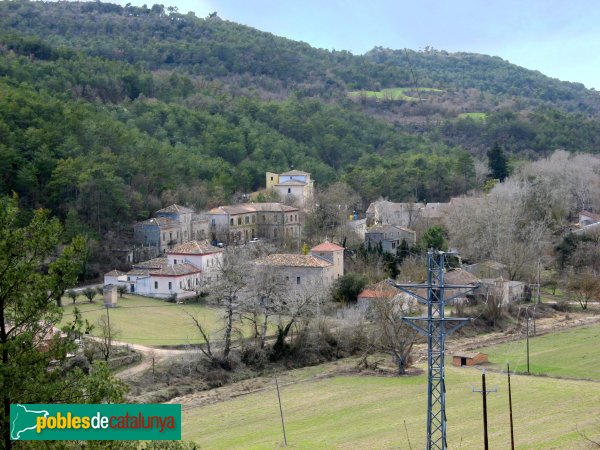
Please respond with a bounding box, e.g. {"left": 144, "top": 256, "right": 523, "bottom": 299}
{"left": 96, "top": 313, "right": 119, "bottom": 362}
{"left": 209, "top": 250, "right": 249, "bottom": 359}
{"left": 369, "top": 295, "right": 417, "bottom": 375}
{"left": 271, "top": 279, "right": 323, "bottom": 360}
{"left": 567, "top": 270, "right": 600, "bottom": 310}
{"left": 242, "top": 266, "right": 287, "bottom": 350}
{"left": 445, "top": 181, "right": 549, "bottom": 281}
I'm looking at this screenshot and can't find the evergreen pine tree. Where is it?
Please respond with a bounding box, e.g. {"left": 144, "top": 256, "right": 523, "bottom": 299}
{"left": 487, "top": 143, "right": 509, "bottom": 181}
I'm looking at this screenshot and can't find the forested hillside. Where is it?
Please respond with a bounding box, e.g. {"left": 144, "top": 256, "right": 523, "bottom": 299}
{"left": 1, "top": 0, "right": 600, "bottom": 275}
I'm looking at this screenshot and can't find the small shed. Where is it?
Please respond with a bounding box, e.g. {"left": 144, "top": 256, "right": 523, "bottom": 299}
{"left": 452, "top": 352, "right": 488, "bottom": 367}
{"left": 103, "top": 284, "right": 118, "bottom": 308}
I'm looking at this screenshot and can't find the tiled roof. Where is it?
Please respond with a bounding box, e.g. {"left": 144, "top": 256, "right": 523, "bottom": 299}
{"left": 311, "top": 242, "right": 344, "bottom": 252}
{"left": 150, "top": 263, "right": 201, "bottom": 276}
{"left": 126, "top": 268, "right": 151, "bottom": 276}
{"left": 104, "top": 269, "right": 125, "bottom": 277}
{"left": 358, "top": 280, "right": 398, "bottom": 299}
{"left": 168, "top": 240, "right": 223, "bottom": 255}
{"left": 156, "top": 204, "right": 194, "bottom": 214}
{"left": 208, "top": 203, "right": 298, "bottom": 215}
{"left": 256, "top": 254, "right": 332, "bottom": 268}
{"left": 280, "top": 170, "right": 310, "bottom": 176}
{"left": 276, "top": 179, "right": 307, "bottom": 186}
{"left": 444, "top": 269, "right": 479, "bottom": 285}
{"left": 581, "top": 210, "right": 600, "bottom": 221}
{"left": 136, "top": 217, "right": 179, "bottom": 228}
{"left": 132, "top": 257, "right": 168, "bottom": 270}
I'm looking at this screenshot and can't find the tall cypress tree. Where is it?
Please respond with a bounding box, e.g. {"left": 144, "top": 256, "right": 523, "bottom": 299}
{"left": 488, "top": 142, "right": 509, "bottom": 181}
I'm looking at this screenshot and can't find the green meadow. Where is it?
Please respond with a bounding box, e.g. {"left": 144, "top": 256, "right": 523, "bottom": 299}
{"left": 182, "top": 363, "right": 600, "bottom": 449}
{"left": 477, "top": 324, "right": 600, "bottom": 380}
{"left": 348, "top": 87, "right": 442, "bottom": 101}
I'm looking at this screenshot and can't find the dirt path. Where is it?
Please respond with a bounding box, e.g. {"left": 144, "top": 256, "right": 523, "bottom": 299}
{"left": 113, "top": 340, "right": 195, "bottom": 379}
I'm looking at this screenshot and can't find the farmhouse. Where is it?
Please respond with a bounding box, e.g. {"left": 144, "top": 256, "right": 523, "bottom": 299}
{"left": 356, "top": 280, "right": 416, "bottom": 312}
{"left": 119, "top": 240, "right": 223, "bottom": 299}
{"left": 477, "top": 277, "right": 526, "bottom": 305}
{"left": 364, "top": 224, "right": 416, "bottom": 254}
{"left": 255, "top": 242, "right": 344, "bottom": 288}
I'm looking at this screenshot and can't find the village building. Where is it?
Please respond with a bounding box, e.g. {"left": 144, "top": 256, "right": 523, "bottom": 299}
{"left": 477, "top": 277, "right": 526, "bottom": 305}
{"left": 356, "top": 280, "right": 408, "bottom": 312}
{"left": 364, "top": 224, "right": 417, "bottom": 254}
{"left": 103, "top": 269, "right": 126, "bottom": 286}
{"left": 116, "top": 240, "right": 223, "bottom": 299}
{"left": 133, "top": 204, "right": 209, "bottom": 256}
{"left": 266, "top": 170, "right": 315, "bottom": 209}
{"left": 207, "top": 202, "right": 300, "bottom": 244}
{"left": 255, "top": 242, "right": 344, "bottom": 289}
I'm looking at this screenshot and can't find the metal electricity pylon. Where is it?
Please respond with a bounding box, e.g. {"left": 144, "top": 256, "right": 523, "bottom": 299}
{"left": 393, "top": 251, "right": 477, "bottom": 450}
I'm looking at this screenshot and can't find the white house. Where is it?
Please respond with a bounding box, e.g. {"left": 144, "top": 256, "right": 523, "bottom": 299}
{"left": 266, "top": 170, "right": 315, "bottom": 209}
{"left": 118, "top": 241, "right": 223, "bottom": 299}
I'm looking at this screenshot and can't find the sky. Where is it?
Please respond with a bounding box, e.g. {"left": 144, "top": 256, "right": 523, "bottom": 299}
{"left": 116, "top": 0, "right": 600, "bottom": 90}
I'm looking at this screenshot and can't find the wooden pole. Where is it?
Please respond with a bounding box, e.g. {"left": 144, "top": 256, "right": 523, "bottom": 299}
{"left": 274, "top": 373, "right": 287, "bottom": 447}
{"left": 526, "top": 318, "right": 530, "bottom": 374}
{"left": 482, "top": 371, "right": 489, "bottom": 450}
{"left": 507, "top": 364, "right": 515, "bottom": 450}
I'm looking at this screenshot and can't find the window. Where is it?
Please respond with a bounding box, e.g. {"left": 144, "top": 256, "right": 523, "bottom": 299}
{"left": 245, "top": 216, "right": 249, "bottom": 224}
{"left": 168, "top": 281, "right": 172, "bottom": 290}
{"left": 163, "top": 232, "right": 166, "bottom": 241}
{"left": 174, "top": 259, "right": 177, "bottom": 264}
{"left": 252, "top": 215, "right": 255, "bottom": 224}
{"left": 296, "top": 276, "right": 301, "bottom": 285}
{"left": 169, "top": 232, "right": 172, "bottom": 241}
{"left": 271, "top": 176, "right": 273, "bottom": 181}
{"left": 288, "top": 188, "right": 291, "bottom": 194}
{"left": 238, "top": 217, "right": 242, "bottom": 225}
{"left": 154, "top": 281, "right": 158, "bottom": 289}
{"left": 211, "top": 219, "right": 216, "bottom": 225}
{"left": 230, "top": 218, "right": 234, "bottom": 225}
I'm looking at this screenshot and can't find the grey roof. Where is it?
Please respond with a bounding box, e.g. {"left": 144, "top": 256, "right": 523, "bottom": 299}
{"left": 208, "top": 202, "right": 298, "bottom": 215}
{"left": 156, "top": 204, "right": 195, "bottom": 214}
{"left": 136, "top": 217, "right": 179, "bottom": 228}
{"left": 280, "top": 170, "right": 310, "bottom": 176}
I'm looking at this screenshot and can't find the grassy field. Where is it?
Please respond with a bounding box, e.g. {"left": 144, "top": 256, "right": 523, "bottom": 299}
{"left": 347, "top": 87, "right": 442, "bottom": 101}
{"left": 182, "top": 363, "right": 600, "bottom": 449}
{"left": 477, "top": 324, "right": 600, "bottom": 380}
{"left": 60, "top": 295, "right": 225, "bottom": 346}
{"left": 457, "top": 112, "right": 487, "bottom": 120}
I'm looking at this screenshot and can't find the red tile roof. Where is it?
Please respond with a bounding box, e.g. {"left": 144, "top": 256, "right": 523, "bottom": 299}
{"left": 311, "top": 242, "right": 344, "bottom": 252}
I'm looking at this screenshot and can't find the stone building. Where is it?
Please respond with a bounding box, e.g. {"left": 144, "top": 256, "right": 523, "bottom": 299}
{"left": 266, "top": 170, "right": 314, "bottom": 209}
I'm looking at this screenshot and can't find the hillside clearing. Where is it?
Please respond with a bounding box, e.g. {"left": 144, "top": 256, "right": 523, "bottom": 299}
{"left": 348, "top": 87, "right": 443, "bottom": 101}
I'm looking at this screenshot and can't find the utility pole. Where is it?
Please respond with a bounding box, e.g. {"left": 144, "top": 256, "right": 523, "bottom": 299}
{"left": 537, "top": 260, "right": 541, "bottom": 304}
{"left": 507, "top": 364, "right": 515, "bottom": 450}
{"left": 526, "top": 317, "right": 530, "bottom": 374}
{"left": 472, "top": 369, "right": 497, "bottom": 450}
{"left": 274, "top": 373, "right": 287, "bottom": 447}
{"left": 394, "top": 251, "right": 476, "bottom": 450}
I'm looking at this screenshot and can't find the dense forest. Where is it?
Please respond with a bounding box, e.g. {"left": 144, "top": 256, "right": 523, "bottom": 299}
{"left": 1, "top": 0, "right": 600, "bottom": 274}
